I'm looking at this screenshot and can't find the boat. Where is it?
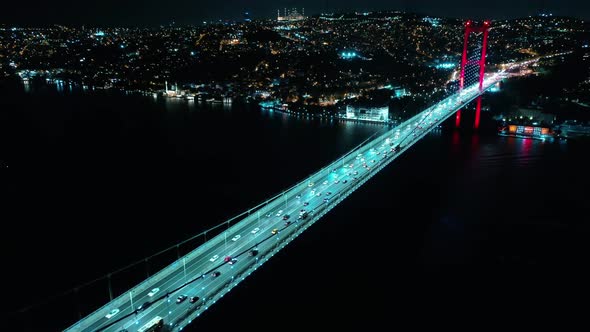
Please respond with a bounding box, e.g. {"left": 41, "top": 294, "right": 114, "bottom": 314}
{"left": 498, "top": 124, "right": 555, "bottom": 141}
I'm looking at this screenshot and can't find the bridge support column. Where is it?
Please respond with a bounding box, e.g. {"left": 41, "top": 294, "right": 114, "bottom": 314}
{"left": 474, "top": 96, "right": 482, "bottom": 129}
{"left": 456, "top": 19, "right": 489, "bottom": 130}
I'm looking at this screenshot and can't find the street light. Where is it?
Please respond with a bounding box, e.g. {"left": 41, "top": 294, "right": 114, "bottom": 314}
{"left": 129, "top": 290, "right": 135, "bottom": 312}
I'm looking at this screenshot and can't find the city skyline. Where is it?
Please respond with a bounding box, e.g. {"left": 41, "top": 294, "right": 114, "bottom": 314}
{"left": 1, "top": 0, "right": 590, "bottom": 26}
{"left": 2, "top": 1, "right": 590, "bottom": 331}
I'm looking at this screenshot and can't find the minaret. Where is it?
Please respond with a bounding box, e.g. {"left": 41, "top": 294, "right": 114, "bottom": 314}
{"left": 277, "top": 9, "right": 280, "bottom": 20}
{"left": 165, "top": 80, "right": 168, "bottom": 92}
{"left": 303, "top": 8, "right": 305, "bottom": 17}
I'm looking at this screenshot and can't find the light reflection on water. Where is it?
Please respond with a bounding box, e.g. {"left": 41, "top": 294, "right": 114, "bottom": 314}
{"left": 4, "top": 80, "right": 590, "bottom": 331}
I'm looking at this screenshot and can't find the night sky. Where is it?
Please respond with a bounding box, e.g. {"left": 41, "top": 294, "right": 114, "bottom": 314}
{"left": 1, "top": 0, "right": 589, "bottom": 26}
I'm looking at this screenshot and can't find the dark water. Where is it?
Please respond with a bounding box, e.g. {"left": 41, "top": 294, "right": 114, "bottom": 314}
{"left": 2, "top": 81, "right": 589, "bottom": 330}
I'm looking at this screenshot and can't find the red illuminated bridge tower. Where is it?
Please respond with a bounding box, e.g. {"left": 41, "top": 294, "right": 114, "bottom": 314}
{"left": 455, "top": 19, "right": 490, "bottom": 129}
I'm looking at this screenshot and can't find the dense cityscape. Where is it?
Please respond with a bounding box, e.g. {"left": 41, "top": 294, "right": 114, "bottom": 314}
{"left": 3, "top": 4, "right": 590, "bottom": 332}
{"left": 2, "top": 11, "right": 590, "bottom": 133}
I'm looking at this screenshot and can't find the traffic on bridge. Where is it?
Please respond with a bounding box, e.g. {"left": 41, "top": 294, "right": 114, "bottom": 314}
{"left": 65, "top": 70, "right": 507, "bottom": 332}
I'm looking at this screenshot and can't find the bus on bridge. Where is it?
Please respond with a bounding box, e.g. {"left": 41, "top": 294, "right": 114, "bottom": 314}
{"left": 136, "top": 316, "right": 165, "bottom": 332}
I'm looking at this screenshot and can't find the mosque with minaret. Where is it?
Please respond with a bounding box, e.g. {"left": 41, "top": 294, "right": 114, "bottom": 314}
{"left": 277, "top": 8, "right": 306, "bottom": 22}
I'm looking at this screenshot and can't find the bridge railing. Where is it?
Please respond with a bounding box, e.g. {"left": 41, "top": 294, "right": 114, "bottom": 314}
{"left": 166, "top": 113, "right": 437, "bottom": 329}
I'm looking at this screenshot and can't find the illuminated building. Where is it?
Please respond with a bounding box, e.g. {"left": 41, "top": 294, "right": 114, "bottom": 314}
{"left": 394, "top": 88, "right": 407, "bottom": 98}
{"left": 346, "top": 105, "right": 389, "bottom": 122}
{"left": 340, "top": 51, "right": 358, "bottom": 60}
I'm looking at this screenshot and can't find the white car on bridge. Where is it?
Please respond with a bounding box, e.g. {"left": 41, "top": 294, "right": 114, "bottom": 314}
{"left": 148, "top": 288, "right": 160, "bottom": 297}
{"left": 105, "top": 308, "right": 119, "bottom": 319}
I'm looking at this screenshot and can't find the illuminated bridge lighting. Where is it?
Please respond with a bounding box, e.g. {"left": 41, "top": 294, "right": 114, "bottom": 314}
{"left": 62, "top": 68, "right": 508, "bottom": 332}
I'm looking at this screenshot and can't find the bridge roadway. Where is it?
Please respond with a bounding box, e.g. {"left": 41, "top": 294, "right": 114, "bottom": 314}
{"left": 64, "top": 71, "right": 506, "bottom": 332}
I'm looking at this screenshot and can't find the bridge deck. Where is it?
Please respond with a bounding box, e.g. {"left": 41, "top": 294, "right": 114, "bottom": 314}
{"left": 64, "top": 71, "right": 507, "bottom": 332}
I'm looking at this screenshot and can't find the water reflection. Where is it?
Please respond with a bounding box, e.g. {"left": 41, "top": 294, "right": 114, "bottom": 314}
{"left": 471, "top": 132, "right": 480, "bottom": 151}
{"left": 56, "top": 81, "right": 64, "bottom": 93}
{"left": 421, "top": 214, "right": 471, "bottom": 265}
{"left": 22, "top": 80, "right": 31, "bottom": 93}
{"left": 520, "top": 136, "right": 533, "bottom": 155}
{"left": 163, "top": 96, "right": 188, "bottom": 112}
{"left": 280, "top": 111, "right": 289, "bottom": 125}
{"left": 451, "top": 130, "right": 461, "bottom": 154}
{"left": 6, "top": 79, "right": 590, "bottom": 329}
